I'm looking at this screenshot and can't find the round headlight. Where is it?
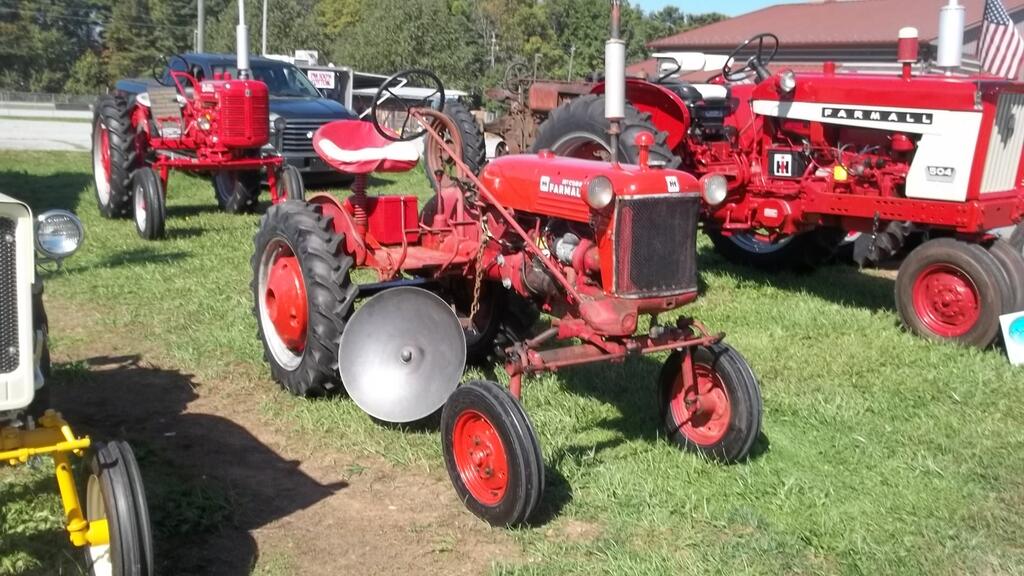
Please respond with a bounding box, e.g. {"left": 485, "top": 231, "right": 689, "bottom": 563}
{"left": 584, "top": 176, "right": 614, "bottom": 210}
{"left": 778, "top": 70, "right": 797, "bottom": 94}
{"left": 36, "top": 210, "right": 84, "bottom": 260}
{"left": 700, "top": 174, "right": 729, "bottom": 206}
{"left": 273, "top": 116, "right": 286, "bottom": 132}
{"left": 197, "top": 114, "right": 212, "bottom": 131}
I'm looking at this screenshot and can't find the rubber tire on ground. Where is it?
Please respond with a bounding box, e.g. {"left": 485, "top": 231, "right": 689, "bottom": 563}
{"left": 92, "top": 94, "right": 137, "bottom": 218}
{"left": 213, "top": 170, "right": 261, "bottom": 213}
{"left": 896, "top": 238, "right": 1012, "bottom": 347}
{"left": 1009, "top": 221, "right": 1024, "bottom": 254}
{"left": 84, "top": 442, "right": 142, "bottom": 576}
{"left": 423, "top": 100, "right": 486, "bottom": 191}
{"left": 441, "top": 380, "right": 544, "bottom": 527}
{"left": 252, "top": 201, "right": 358, "bottom": 396}
{"left": 660, "top": 343, "right": 762, "bottom": 463}
{"left": 132, "top": 168, "right": 166, "bottom": 240}
{"left": 277, "top": 164, "right": 305, "bottom": 202}
{"left": 106, "top": 441, "right": 154, "bottom": 576}
{"left": 706, "top": 227, "right": 847, "bottom": 271}
{"left": 986, "top": 239, "right": 1024, "bottom": 313}
{"left": 531, "top": 94, "right": 680, "bottom": 168}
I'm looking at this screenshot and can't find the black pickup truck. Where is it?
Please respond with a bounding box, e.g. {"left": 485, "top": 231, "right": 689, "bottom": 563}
{"left": 115, "top": 53, "right": 357, "bottom": 180}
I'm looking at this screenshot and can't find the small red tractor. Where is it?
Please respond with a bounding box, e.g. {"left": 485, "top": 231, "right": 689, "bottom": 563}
{"left": 250, "top": 68, "right": 763, "bottom": 527}
{"left": 531, "top": 6, "right": 1024, "bottom": 348}
{"left": 91, "top": 5, "right": 302, "bottom": 240}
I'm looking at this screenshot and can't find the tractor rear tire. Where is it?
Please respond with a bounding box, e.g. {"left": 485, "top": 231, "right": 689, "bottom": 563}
{"left": 92, "top": 94, "right": 137, "bottom": 218}
{"left": 252, "top": 201, "right": 358, "bottom": 396}
{"left": 706, "top": 227, "right": 847, "bottom": 271}
{"left": 213, "top": 170, "right": 261, "bottom": 214}
{"left": 531, "top": 94, "right": 680, "bottom": 168}
{"left": 986, "top": 239, "right": 1024, "bottom": 313}
{"left": 423, "top": 100, "right": 486, "bottom": 191}
{"left": 441, "top": 380, "right": 544, "bottom": 527}
{"left": 660, "top": 343, "right": 762, "bottom": 463}
{"left": 132, "top": 168, "right": 166, "bottom": 241}
{"left": 896, "top": 238, "right": 1012, "bottom": 347}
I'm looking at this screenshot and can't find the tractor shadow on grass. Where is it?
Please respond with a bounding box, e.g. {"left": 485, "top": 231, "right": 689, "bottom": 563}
{"left": 61, "top": 247, "right": 190, "bottom": 275}
{"left": 0, "top": 170, "right": 92, "bottom": 214}
{"left": 49, "top": 355, "right": 347, "bottom": 575}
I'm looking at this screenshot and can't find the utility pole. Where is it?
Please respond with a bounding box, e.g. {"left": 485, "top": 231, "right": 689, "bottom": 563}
{"left": 490, "top": 32, "right": 497, "bottom": 69}
{"left": 568, "top": 44, "right": 576, "bottom": 81}
{"left": 533, "top": 53, "right": 540, "bottom": 82}
{"left": 261, "top": 0, "right": 268, "bottom": 55}
{"left": 196, "top": 0, "right": 205, "bottom": 52}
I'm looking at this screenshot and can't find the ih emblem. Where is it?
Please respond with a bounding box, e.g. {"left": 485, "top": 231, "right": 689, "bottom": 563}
{"left": 773, "top": 153, "right": 793, "bottom": 177}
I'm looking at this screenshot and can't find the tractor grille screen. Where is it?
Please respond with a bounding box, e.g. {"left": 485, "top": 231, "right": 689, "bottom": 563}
{"left": 220, "top": 84, "right": 270, "bottom": 147}
{"left": 0, "top": 217, "right": 19, "bottom": 373}
{"left": 613, "top": 195, "right": 699, "bottom": 298}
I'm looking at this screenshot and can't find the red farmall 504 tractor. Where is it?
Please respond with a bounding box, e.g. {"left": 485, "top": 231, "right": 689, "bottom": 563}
{"left": 533, "top": 6, "right": 1024, "bottom": 348}
{"left": 250, "top": 64, "right": 763, "bottom": 526}
{"left": 91, "top": 4, "right": 302, "bottom": 240}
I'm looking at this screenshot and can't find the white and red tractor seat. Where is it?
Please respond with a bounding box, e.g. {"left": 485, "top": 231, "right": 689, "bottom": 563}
{"left": 313, "top": 120, "right": 421, "bottom": 175}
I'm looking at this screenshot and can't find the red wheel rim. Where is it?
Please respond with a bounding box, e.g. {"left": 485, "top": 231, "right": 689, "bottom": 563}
{"left": 452, "top": 409, "right": 508, "bottom": 506}
{"left": 669, "top": 362, "right": 732, "bottom": 446}
{"left": 265, "top": 248, "right": 308, "bottom": 351}
{"left": 100, "top": 128, "right": 111, "bottom": 182}
{"left": 911, "top": 263, "right": 981, "bottom": 337}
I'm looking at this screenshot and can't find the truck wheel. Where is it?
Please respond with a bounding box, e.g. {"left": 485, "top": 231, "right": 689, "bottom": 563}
{"left": 896, "top": 238, "right": 1012, "bottom": 347}
{"left": 706, "top": 228, "right": 846, "bottom": 271}
{"left": 132, "top": 168, "right": 165, "bottom": 240}
{"left": 423, "top": 100, "right": 486, "bottom": 190}
{"left": 276, "top": 165, "right": 305, "bottom": 203}
{"left": 213, "top": 170, "right": 261, "bottom": 213}
{"left": 660, "top": 343, "right": 762, "bottom": 463}
{"left": 92, "top": 94, "right": 137, "bottom": 218}
{"left": 442, "top": 380, "right": 544, "bottom": 527}
{"left": 986, "top": 239, "right": 1024, "bottom": 313}
{"left": 252, "top": 201, "right": 357, "bottom": 396}
{"left": 531, "top": 94, "right": 680, "bottom": 168}
{"left": 83, "top": 441, "right": 152, "bottom": 576}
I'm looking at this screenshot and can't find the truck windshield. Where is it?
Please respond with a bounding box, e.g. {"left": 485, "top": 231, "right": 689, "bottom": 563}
{"left": 211, "top": 63, "right": 321, "bottom": 98}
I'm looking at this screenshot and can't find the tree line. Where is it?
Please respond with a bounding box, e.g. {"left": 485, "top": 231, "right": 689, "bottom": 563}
{"left": 0, "top": 0, "right": 725, "bottom": 96}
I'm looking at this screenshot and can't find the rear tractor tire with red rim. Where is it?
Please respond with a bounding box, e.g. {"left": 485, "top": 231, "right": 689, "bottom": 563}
{"left": 660, "top": 343, "right": 762, "bottom": 463}
{"left": 896, "top": 237, "right": 1012, "bottom": 347}
{"left": 252, "top": 201, "right": 357, "bottom": 396}
{"left": 441, "top": 380, "right": 544, "bottom": 527}
{"left": 92, "top": 94, "right": 137, "bottom": 218}
{"left": 131, "top": 168, "right": 165, "bottom": 241}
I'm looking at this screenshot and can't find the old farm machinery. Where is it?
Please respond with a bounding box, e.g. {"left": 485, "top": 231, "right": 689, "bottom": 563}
{"left": 92, "top": 2, "right": 303, "bottom": 240}
{"left": 251, "top": 60, "right": 763, "bottom": 526}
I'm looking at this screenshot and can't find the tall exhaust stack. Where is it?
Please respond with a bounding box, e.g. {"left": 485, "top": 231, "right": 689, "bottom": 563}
{"left": 605, "top": 0, "right": 625, "bottom": 164}
{"left": 237, "top": 0, "right": 251, "bottom": 79}
{"left": 937, "top": 0, "right": 966, "bottom": 75}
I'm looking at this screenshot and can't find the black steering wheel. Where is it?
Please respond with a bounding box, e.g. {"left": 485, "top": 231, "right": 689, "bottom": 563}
{"left": 722, "top": 33, "right": 779, "bottom": 83}
{"left": 152, "top": 54, "right": 189, "bottom": 87}
{"left": 503, "top": 61, "right": 531, "bottom": 95}
{"left": 371, "top": 69, "right": 446, "bottom": 142}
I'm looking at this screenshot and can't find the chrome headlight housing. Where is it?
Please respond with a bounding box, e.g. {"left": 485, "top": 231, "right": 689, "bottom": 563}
{"left": 778, "top": 70, "right": 797, "bottom": 94}
{"left": 700, "top": 174, "right": 729, "bottom": 206}
{"left": 35, "top": 209, "right": 84, "bottom": 261}
{"left": 584, "top": 176, "right": 614, "bottom": 210}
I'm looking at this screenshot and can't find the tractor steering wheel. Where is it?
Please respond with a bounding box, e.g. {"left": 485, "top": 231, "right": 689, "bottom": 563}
{"left": 153, "top": 54, "right": 190, "bottom": 87}
{"left": 721, "top": 33, "right": 779, "bottom": 83}
{"left": 371, "top": 69, "right": 446, "bottom": 142}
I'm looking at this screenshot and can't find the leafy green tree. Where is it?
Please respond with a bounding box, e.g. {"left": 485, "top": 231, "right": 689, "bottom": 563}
{"left": 0, "top": 0, "right": 105, "bottom": 92}
{"left": 207, "top": 0, "right": 327, "bottom": 58}
{"left": 65, "top": 50, "right": 110, "bottom": 94}
{"left": 106, "top": 0, "right": 162, "bottom": 80}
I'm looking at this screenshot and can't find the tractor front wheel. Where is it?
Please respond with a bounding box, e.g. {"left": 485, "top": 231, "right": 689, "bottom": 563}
{"left": 82, "top": 441, "right": 154, "bottom": 576}
{"left": 896, "top": 238, "right": 1012, "bottom": 347}
{"left": 985, "top": 239, "right": 1024, "bottom": 313}
{"left": 252, "top": 201, "right": 357, "bottom": 396}
{"left": 660, "top": 343, "right": 762, "bottom": 463}
{"left": 131, "top": 168, "right": 165, "bottom": 240}
{"left": 213, "top": 170, "right": 261, "bottom": 213}
{"left": 92, "top": 94, "right": 137, "bottom": 218}
{"left": 442, "top": 380, "right": 544, "bottom": 527}
{"left": 276, "top": 164, "right": 305, "bottom": 203}
{"left": 706, "top": 228, "right": 846, "bottom": 271}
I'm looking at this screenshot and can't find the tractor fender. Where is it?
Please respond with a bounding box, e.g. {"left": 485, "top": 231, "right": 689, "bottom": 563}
{"left": 591, "top": 79, "right": 691, "bottom": 151}
{"left": 307, "top": 193, "right": 367, "bottom": 264}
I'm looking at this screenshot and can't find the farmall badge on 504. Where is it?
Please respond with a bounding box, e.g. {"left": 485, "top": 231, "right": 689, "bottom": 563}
{"left": 539, "top": 175, "right": 582, "bottom": 198}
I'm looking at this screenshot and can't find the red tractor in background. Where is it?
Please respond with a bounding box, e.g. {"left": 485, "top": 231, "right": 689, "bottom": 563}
{"left": 533, "top": 23, "right": 1024, "bottom": 348}
{"left": 91, "top": 5, "right": 302, "bottom": 240}
{"left": 250, "top": 65, "right": 763, "bottom": 527}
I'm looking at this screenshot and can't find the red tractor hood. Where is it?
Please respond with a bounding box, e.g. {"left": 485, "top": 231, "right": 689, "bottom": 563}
{"left": 480, "top": 152, "right": 701, "bottom": 223}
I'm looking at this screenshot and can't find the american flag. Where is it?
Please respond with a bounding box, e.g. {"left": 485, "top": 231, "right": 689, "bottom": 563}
{"left": 979, "top": 0, "right": 1024, "bottom": 79}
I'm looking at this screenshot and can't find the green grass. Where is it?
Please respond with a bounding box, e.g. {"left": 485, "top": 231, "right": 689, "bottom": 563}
{"left": 2, "top": 151, "right": 1024, "bottom": 575}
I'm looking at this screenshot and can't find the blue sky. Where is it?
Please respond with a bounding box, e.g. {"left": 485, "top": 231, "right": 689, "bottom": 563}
{"left": 635, "top": 0, "right": 807, "bottom": 16}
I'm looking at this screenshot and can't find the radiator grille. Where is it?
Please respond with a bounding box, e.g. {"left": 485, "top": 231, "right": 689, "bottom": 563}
{"left": 0, "top": 217, "right": 19, "bottom": 373}
{"left": 613, "top": 194, "right": 699, "bottom": 298}
{"left": 282, "top": 119, "right": 334, "bottom": 154}
{"left": 220, "top": 89, "right": 270, "bottom": 146}
{"left": 981, "top": 92, "right": 1024, "bottom": 193}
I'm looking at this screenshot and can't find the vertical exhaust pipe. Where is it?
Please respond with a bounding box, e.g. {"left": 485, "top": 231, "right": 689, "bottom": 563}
{"left": 937, "top": 0, "right": 965, "bottom": 75}
{"left": 605, "top": 0, "right": 626, "bottom": 164}
{"left": 237, "top": 0, "right": 251, "bottom": 79}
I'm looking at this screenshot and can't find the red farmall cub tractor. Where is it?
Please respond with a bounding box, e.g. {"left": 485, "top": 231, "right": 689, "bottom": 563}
{"left": 251, "top": 69, "right": 763, "bottom": 526}
{"left": 92, "top": 10, "right": 302, "bottom": 240}
{"left": 534, "top": 27, "right": 1024, "bottom": 348}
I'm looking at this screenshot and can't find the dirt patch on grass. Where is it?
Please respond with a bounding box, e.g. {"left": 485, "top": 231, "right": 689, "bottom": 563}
{"left": 46, "top": 300, "right": 518, "bottom": 575}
